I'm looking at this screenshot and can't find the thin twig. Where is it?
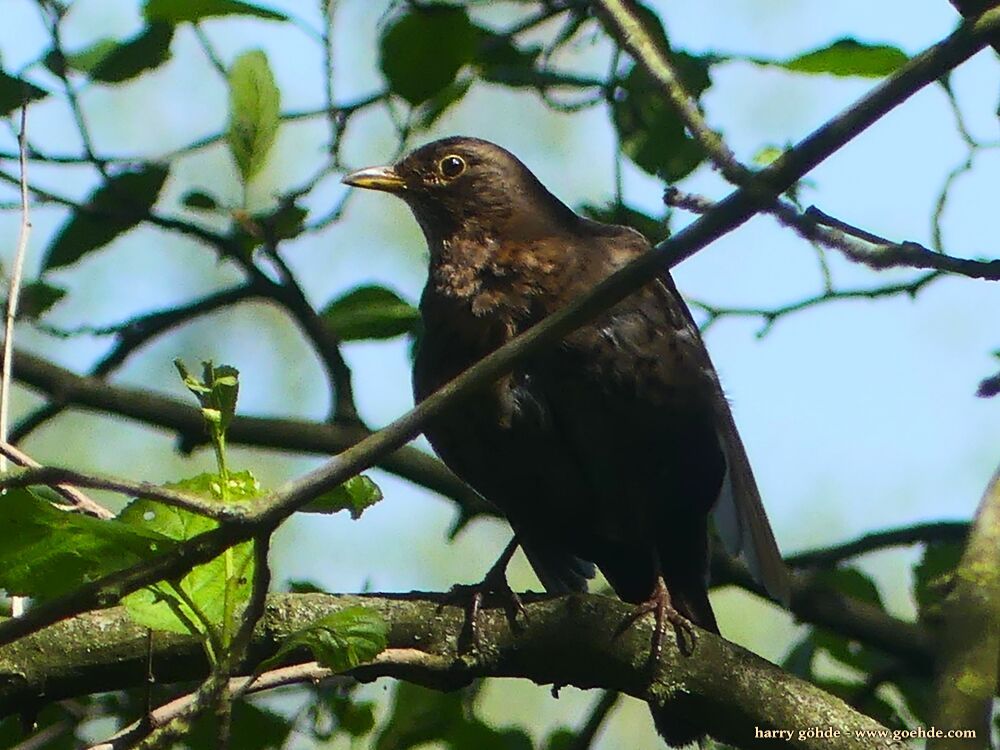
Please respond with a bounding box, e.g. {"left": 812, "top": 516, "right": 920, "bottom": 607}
{"left": 89, "top": 661, "right": 340, "bottom": 750}
{"left": 0, "top": 465, "right": 252, "bottom": 522}
{"left": 1, "top": 106, "right": 30, "bottom": 470}
{"left": 0, "top": 440, "right": 114, "bottom": 519}
{"left": 2, "top": 106, "right": 31, "bottom": 620}
{"left": 566, "top": 691, "right": 620, "bottom": 750}
{"left": 12, "top": 283, "right": 262, "bottom": 443}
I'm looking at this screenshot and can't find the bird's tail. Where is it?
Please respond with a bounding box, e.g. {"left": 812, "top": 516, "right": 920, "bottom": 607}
{"left": 666, "top": 572, "right": 719, "bottom": 635}
{"left": 519, "top": 535, "right": 595, "bottom": 594}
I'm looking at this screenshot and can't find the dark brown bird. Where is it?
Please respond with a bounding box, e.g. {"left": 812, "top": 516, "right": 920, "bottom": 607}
{"left": 344, "top": 137, "right": 788, "bottom": 737}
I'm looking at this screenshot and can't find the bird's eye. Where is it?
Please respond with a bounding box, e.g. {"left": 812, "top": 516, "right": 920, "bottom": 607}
{"left": 438, "top": 155, "right": 466, "bottom": 179}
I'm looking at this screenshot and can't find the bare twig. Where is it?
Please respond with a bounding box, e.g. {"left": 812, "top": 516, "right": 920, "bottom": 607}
{"left": 0, "top": 441, "right": 113, "bottom": 519}
{"left": 1, "top": 106, "right": 30, "bottom": 470}
{"left": 2, "top": 105, "right": 32, "bottom": 620}
{"left": 0, "top": 465, "right": 250, "bottom": 522}
{"left": 90, "top": 661, "right": 340, "bottom": 750}
{"left": 667, "top": 187, "right": 1000, "bottom": 281}
{"left": 594, "top": 0, "right": 751, "bottom": 185}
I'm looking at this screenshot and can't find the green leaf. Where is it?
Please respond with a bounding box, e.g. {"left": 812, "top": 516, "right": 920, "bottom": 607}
{"left": 611, "top": 54, "right": 711, "bottom": 180}
{"left": 380, "top": 7, "right": 478, "bottom": 105}
{"left": 45, "top": 40, "right": 119, "bottom": 76}
{"left": 781, "top": 634, "right": 816, "bottom": 679}
{"left": 0, "top": 71, "right": 48, "bottom": 116}
{"left": 182, "top": 190, "right": 220, "bottom": 210}
{"left": 813, "top": 566, "right": 884, "bottom": 609}
{"left": 143, "top": 0, "right": 288, "bottom": 23}
{"left": 186, "top": 700, "right": 291, "bottom": 750}
{"left": 544, "top": 729, "right": 576, "bottom": 750}
{"left": 415, "top": 77, "right": 473, "bottom": 130}
{"left": 300, "top": 475, "right": 383, "bottom": 517}
{"left": 263, "top": 606, "right": 387, "bottom": 672}
{"left": 42, "top": 165, "right": 169, "bottom": 271}
{"left": 175, "top": 360, "right": 240, "bottom": 432}
{"left": 321, "top": 286, "right": 420, "bottom": 342}
{"left": 475, "top": 33, "right": 542, "bottom": 88}
{"left": 813, "top": 628, "right": 890, "bottom": 674}
{"left": 327, "top": 694, "right": 377, "bottom": 738}
{"left": 50, "top": 24, "right": 174, "bottom": 83}
{"left": 913, "top": 541, "right": 963, "bottom": 622}
{"left": 374, "top": 683, "right": 528, "bottom": 750}
{"left": 227, "top": 50, "right": 281, "bottom": 183}
{"left": 581, "top": 202, "right": 668, "bottom": 241}
{"left": 375, "top": 683, "right": 465, "bottom": 750}
{"left": 752, "top": 144, "right": 784, "bottom": 166}
{"left": 0, "top": 489, "right": 171, "bottom": 599}
{"left": 778, "top": 39, "right": 908, "bottom": 77}
{"left": 262, "top": 201, "right": 307, "bottom": 240}
{"left": 13, "top": 281, "right": 66, "bottom": 320}
{"left": 120, "top": 471, "right": 259, "bottom": 636}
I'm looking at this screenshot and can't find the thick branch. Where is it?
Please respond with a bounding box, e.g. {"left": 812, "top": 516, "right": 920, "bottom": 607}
{"left": 0, "top": 593, "right": 904, "bottom": 749}
{"left": 928, "top": 466, "right": 1000, "bottom": 748}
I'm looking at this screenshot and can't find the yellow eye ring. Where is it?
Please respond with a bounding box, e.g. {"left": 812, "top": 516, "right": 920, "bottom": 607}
{"left": 438, "top": 155, "right": 466, "bottom": 179}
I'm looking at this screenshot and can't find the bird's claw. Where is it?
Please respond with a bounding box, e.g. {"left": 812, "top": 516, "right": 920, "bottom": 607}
{"left": 438, "top": 572, "right": 526, "bottom": 652}
{"left": 614, "top": 578, "right": 697, "bottom": 661}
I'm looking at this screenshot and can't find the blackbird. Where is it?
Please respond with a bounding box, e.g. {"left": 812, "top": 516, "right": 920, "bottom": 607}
{"left": 344, "top": 137, "right": 788, "bottom": 739}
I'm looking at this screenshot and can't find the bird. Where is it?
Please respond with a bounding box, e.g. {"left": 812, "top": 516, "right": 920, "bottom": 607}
{"left": 343, "top": 137, "right": 789, "bottom": 741}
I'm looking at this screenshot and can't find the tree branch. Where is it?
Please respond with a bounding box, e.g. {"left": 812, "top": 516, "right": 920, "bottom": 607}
{"left": 928, "top": 465, "right": 1000, "bottom": 748}
{"left": 5, "top": 347, "right": 488, "bottom": 519}
{"left": 0, "top": 593, "right": 906, "bottom": 749}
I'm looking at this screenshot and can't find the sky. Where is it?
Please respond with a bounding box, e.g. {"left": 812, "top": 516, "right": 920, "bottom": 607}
{"left": 0, "top": 1, "right": 998, "bottom": 747}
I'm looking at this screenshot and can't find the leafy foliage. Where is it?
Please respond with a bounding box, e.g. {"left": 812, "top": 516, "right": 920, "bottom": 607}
{"left": 42, "top": 165, "right": 169, "bottom": 270}
{"left": 775, "top": 38, "right": 909, "bottom": 77}
{"left": 0, "top": 1, "right": 990, "bottom": 747}
{"left": 143, "top": 0, "right": 288, "bottom": 23}
{"left": 227, "top": 50, "right": 281, "bottom": 184}
{"left": 375, "top": 683, "right": 532, "bottom": 750}
{"left": 321, "top": 285, "right": 421, "bottom": 341}
{"left": 612, "top": 54, "right": 711, "bottom": 180}
{"left": 0, "top": 70, "right": 47, "bottom": 115}
{"left": 120, "top": 471, "right": 258, "bottom": 639}
{"left": 46, "top": 24, "right": 174, "bottom": 83}
{"left": 263, "top": 606, "right": 388, "bottom": 672}
{"left": 0, "top": 489, "right": 170, "bottom": 599}
{"left": 299, "top": 474, "right": 383, "bottom": 517}
{"left": 380, "top": 6, "right": 479, "bottom": 105}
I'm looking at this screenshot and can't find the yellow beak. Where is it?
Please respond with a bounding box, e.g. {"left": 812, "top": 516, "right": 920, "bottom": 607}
{"left": 341, "top": 165, "right": 406, "bottom": 193}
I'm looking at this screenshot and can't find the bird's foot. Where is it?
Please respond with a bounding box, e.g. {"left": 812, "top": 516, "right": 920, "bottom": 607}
{"left": 615, "top": 577, "right": 696, "bottom": 661}
{"left": 437, "top": 539, "right": 526, "bottom": 651}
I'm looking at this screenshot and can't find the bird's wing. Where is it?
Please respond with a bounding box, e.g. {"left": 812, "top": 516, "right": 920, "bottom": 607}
{"left": 653, "top": 272, "right": 791, "bottom": 605}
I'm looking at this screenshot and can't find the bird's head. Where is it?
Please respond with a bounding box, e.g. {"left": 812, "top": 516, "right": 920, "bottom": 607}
{"left": 342, "top": 137, "right": 578, "bottom": 246}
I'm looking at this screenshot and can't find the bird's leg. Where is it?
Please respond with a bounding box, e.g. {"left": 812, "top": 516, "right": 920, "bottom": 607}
{"left": 439, "top": 536, "right": 526, "bottom": 650}
{"left": 615, "top": 576, "right": 696, "bottom": 661}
